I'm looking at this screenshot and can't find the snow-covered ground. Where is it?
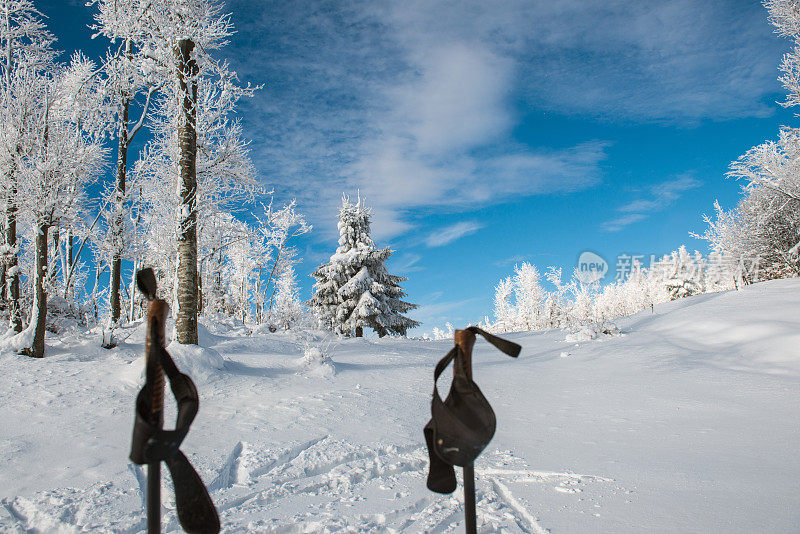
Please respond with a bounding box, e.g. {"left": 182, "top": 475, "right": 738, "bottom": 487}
{"left": 1, "top": 278, "right": 800, "bottom": 533}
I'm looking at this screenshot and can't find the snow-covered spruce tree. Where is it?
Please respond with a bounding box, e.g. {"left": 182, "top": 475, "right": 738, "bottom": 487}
{"left": 311, "top": 195, "right": 419, "bottom": 337}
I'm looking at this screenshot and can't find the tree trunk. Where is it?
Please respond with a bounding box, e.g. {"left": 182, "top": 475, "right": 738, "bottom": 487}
{"left": 67, "top": 228, "right": 74, "bottom": 303}
{"left": 0, "top": 261, "right": 5, "bottom": 308}
{"left": 26, "top": 223, "right": 49, "bottom": 358}
{"left": 6, "top": 178, "right": 21, "bottom": 332}
{"left": 128, "top": 259, "right": 138, "bottom": 322}
{"left": 49, "top": 226, "right": 59, "bottom": 288}
{"left": 355, "top": 326, "right": 363, "bottom": 338}
{"left": 90, "top": 264, "right": 102, "bottom": 324}
{"left": 255, "top": 267, "right": 262, "bottom": 324}
{"left": 110, "top": 96, "right": 129, "bottom": 325}
{"left": 197, "top": 259, "right": 203, "bottom": 314}
{"left": 174, "top": 39, "right": 199, "bottom": 345}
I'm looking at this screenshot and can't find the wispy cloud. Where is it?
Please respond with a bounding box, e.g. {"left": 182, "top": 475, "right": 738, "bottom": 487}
{"left": 494, "top": 254, "right": 533, "bottom": 267}
{"left": 425, "top": 221, "right": 484, "bottom": 247}
{"left": 222, "top": 0, "right": 784, "bottom": 240}
{"left": 409, "top": 294, "right": 484, "bottom": 333}
{"left": 602, "top": 175, "right": 702, "bottom": 232}
{"left": 601, "top": 213, "right": 649, "bottom": 233}
{"left": 390, "top": 252, "right": 424, "bottom": 273}
{"left": 386, "top": 0, "right": 783, "bottom": 122}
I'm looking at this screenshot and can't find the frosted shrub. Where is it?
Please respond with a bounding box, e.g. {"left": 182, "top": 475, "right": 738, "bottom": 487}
{"left": 297, "top": 342, "right": 335, "bottom": 378}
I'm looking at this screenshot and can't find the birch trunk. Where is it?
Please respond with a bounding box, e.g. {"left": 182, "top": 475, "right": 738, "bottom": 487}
{"left": 6, "top": 177, "right": 21, "bottom": 332}
{"left": 67, "top": 228, "right": 73, "bottom": 303}
{"left": 174, "top": 39, "right": 199, "bottom": 345}
{"left": 129, "top": 260, "right": 138, "bottom": 322}
{"left": 26, "top": 223, "right": 48, "bottom": 358}
{"left": 110, "top": 97, "right": 129, "bottom": 325}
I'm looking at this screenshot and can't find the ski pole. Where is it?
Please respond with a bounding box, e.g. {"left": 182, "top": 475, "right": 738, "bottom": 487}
{"left": 131, "top": 268, "right": 221, "bottom": 534}
{"left": 424, "top": 327, "right": 520, "bottom": 534}
{"left": 142, "top": 271, "right": 166, "bottom": 533}
{"left": 454, "top": 329, "right": 478, "bottom": 534}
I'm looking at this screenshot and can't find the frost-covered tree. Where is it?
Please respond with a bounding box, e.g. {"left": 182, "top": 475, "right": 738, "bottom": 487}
{"left": 91, "top": 0, "right": 255, "bottom": 344}
{"left": 697, "top": 2, "right": 800, "bottom": 283}
{"left": 86, "top": 1, "right": 168, "bottom": 325}
{"left": 484, "top": 250, "right": 738, "bottom": 335}
{"left": 766, "top": 0, "right": 800, "bottom": 108}
{"left": 491, "top": 262, "right": 547, "bottom": 332}
{"left": 0, "top": 0, "right": 56, "bottom": 332}
{"left": 492, "top": 277, "right": 515, "bottom": 332}
{"left": 259, "top": 200, "right": 310, "bottom": 316}
{"left": 220, "top": 218, "right": 264, "bottom": 323}
{"left": 650, "top": 246, "right": 706, "bottom": 300}
{"left": 273, "top": 264, "right": 302, "bottom": 330}
{"left": 311, "top": 195, "right": 419, "bottom": 337}
{"left": 699, "top": 127, "right": 800, "bottom": 280}
{"left": 15, "top": 58, "right": 107, "bottom": 357}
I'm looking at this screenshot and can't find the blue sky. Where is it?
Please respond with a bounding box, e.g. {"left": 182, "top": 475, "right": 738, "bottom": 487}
{"left": 41, "top": 0, "right": 796, "bottom": 333}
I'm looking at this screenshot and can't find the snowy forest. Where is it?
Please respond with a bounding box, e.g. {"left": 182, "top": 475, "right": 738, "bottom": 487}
{"left": 0, "top": 0, "right": 418, "bottom": 360}
{"left": 2, "top": 0, "right": 798, "bottom": 356}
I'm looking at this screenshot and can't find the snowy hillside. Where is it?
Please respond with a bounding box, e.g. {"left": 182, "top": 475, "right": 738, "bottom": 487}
{"left": 1, "top": 279, "right": 799, "bottom": 533}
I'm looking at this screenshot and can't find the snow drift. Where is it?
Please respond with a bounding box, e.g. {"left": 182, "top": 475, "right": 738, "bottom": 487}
{"left": 1, "top": 279, "right": 799, "bottom": 532}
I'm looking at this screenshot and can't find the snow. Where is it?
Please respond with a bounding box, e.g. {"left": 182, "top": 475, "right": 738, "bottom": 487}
{"left": 1, "top": 279, "right": 800, "bottom": 532}
{"left": 564, "top": 323, "right": 621, "bottom": 343}
{"left": 166, "top": 341, "right": 225, "bottom": 382}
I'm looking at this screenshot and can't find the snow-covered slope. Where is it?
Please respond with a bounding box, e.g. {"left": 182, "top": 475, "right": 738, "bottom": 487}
{"left": 1, "top": 279, "right": 799, "bottom": 532}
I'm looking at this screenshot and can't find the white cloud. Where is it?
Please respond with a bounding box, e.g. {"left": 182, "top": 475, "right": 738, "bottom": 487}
{"left": 386, "top": 0, "right": 784, "bottom": 122}
{"left": 425, "top": 221, "right": 484, "bottom": 247}
{"left": 494, "top": 254, "right": 533, "bottom": 267}
{"left": 390, "top": 253, "right": 424, "bottom": 273}
{"left": 601, "top": 213, "right": 648, "bottom": 233}
{"left": 390, "top": 44, "right": 513, "bottom": 155}
{"left": 222, "top": 0, "right": 785, "bottom": 240}
{"left": 409, "top": 295, "right": 484, "bottom": 333}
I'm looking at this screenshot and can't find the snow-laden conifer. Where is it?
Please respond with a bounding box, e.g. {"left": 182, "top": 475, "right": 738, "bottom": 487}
{"left": 311, "top": 195, "right": 419, "bottom": 337}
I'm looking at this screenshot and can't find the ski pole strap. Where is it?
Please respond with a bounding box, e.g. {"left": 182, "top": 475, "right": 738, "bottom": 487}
{"left": 465, "top": 326, "right": 521, "bottom": 358}
{"left": 431, "top": 328, "right": 521, "bottom": 385}
{"left": 130, "top": 345, "right": 198, "bottom": 465}
{"left": 130, "top": 344, "right": 221, "bottom": 534}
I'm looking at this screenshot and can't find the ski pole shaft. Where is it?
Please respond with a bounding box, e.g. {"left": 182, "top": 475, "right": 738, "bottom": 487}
{"left": 147, "top": 361, "right": 164, "bottom": 534}
{"left": 453, "top": 329, "right": 475, "bottom": 381}
{"left": 454, "top": 329, "right": 478, "bottom": 534}
{"left": 463, "top": 463, "right": 477, "bottom": 534}
{"left": 146, "top": 303, "right": 167, "bottom": 534}
{"left": 147, "top": 462, "right": 161, "bottom": 533}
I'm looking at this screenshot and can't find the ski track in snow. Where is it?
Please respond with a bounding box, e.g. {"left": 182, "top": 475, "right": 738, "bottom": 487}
{"left": 0, "top": 437, "right": 614, "bottom": 533}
